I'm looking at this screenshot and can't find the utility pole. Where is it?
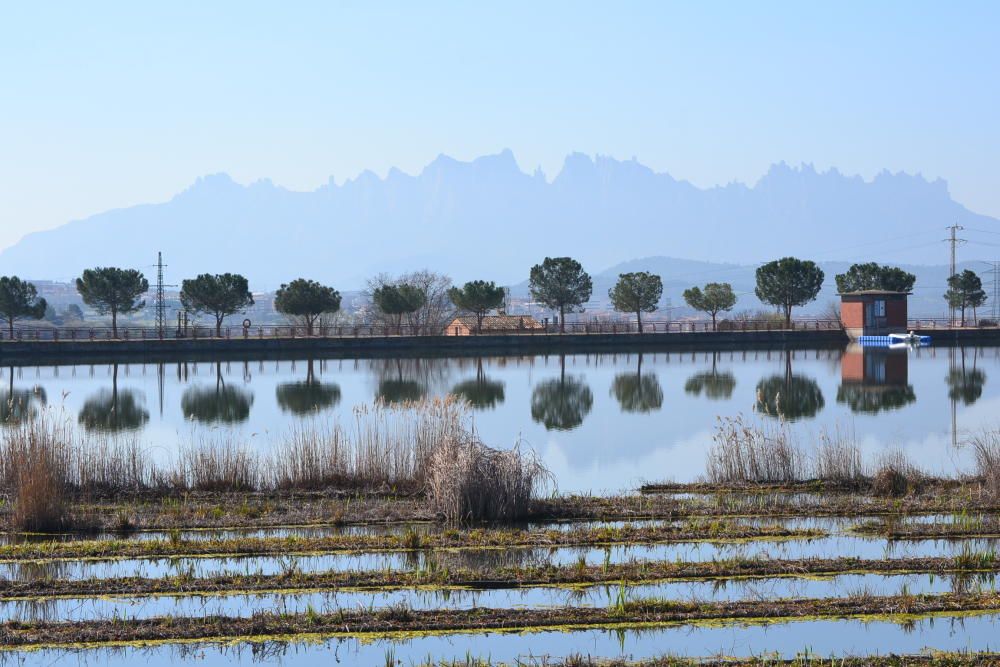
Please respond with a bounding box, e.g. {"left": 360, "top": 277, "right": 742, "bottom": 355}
{"left": 944, "top": 224, "right": 966, "bottom": 325}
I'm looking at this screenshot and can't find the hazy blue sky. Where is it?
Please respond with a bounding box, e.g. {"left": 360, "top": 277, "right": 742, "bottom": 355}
{"left": 2, "top": 1, "right": 998, "bottom": 251}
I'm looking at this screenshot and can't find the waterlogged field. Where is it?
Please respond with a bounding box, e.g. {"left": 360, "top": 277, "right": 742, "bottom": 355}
{"left": 3, "top": 346, "right": 1000, "bottom": 664}
{"left": 2, "top": 345, "right": 999, "bottom": 492}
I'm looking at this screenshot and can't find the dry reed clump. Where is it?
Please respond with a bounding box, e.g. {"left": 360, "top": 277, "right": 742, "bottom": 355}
{"left": 705, "top": 415, "right": 804, "bottom": 484}
{"left": 870, "top": 449, "right": 923, "bottom": 497}
{"left": 969, "top": 429, "right": 1000, "bottom": 497}
{"left": 425, "top": 433, "right": 551, "bottom": 523}
{"left": 1, "top": 417, "right": 69, "bottom": 532}
{"left": 814, "top": 427, "right": 866, "bottom": 485}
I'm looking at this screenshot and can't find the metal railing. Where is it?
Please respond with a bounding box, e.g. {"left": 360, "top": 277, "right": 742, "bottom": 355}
{"left": 908, "top": 318, "right": 1000, "bottom": 329}
{"left": 0, "top": 318, "right": 850, "bottom": 342}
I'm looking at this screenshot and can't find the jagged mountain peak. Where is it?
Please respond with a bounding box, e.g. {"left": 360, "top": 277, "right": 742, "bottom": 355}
{"left": 1, "top": 153, "right": 994, "bottom": 290}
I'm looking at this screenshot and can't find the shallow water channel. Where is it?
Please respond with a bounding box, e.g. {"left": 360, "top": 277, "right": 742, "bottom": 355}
{"left": 4, "top": 613, "right": 1000, "bottom": 663}
{"left": 2, "top": 570, "right": 995, "bottom": 623}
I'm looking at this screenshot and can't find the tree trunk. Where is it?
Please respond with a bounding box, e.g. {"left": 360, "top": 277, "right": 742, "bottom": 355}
{"left": 559, "top": 305, "right": 565, "bottom": 333}
{"left": 111, "top": 308, "right": 118, "bottom": 338}
{"left": 636, "top": 310, "right": 643, "bottom": 333}
{"left": 784, "top": 304, "right": 792, "bottom": 329}
{"left": 711, "top": 312, "right": 717, "bottom": 332}
{"left": 477, "top": 311, "right": 484, "bottom": 334}
{"left": 6, "top": 318, "right": 12, "bottom": 338}
{"left": 216, "top": 315, "right": 223, "bottom": 337}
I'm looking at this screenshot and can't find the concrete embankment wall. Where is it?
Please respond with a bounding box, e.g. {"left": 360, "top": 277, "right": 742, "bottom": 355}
{"left": 0, "top": 330, "right": 849, "bottom": 366}
{"left": 910, "top": 328, "right": 1000, "bottom": 345}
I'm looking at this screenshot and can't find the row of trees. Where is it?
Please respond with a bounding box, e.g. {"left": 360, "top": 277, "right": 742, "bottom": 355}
{"left": 0, "top": 258, "right": 990, "bottom": 336}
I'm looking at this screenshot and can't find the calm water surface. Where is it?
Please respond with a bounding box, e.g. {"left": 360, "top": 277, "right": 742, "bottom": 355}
{"left": 3, "top": 345, "right": 997, "bottom": 492}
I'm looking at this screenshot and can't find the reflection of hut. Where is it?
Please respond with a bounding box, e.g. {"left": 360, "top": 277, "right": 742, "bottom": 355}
{"left": 839, "top": 290, "right": 909, "bottom": 339}
{"left": 841, "top": 345, "right": 908, "bottom": 385}
{"left": 837, "top": 345, "right": 915, "bottom": 414}
{"left": 445, "top": 315, "right": 544, "bottom": 336}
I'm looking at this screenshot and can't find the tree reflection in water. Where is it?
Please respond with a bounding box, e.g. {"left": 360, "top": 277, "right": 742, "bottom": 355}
{"left": 836, "top": 384, "right": 916, "bottom": 414}
{"left": 0, "top": 370, "right": 46, "bottom": 424}
{"left": 376, "top": 358, "right": 428, "bottom": 403}
{"left": 684, "top": 352, "right": 736, "bottom": 400}
{"left": 181, "top": 362, "right": 253, "bottom": 424}
{"left": 78, "top": 364, "right": 149, "bottom": 432}
{"left": 531, "top": 355, "right": 593, "bottom": 430}
{"left": 754, "top": 353, "right": 824, "bottom": 420}
{"left": 276, "top": 359, "right": 341, "bottom": 415}
{"left": 946, "top": 348, "right": 987, "bottom": 406}
{"left": 450, "top": 359, "right": 505, "bottom": 410}
{"left": 611, "top": 353, "right": 663, "bottom": 413}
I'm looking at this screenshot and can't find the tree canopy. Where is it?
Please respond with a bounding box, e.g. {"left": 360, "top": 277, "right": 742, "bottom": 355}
{"left": 448, "top": 280, "right": 506, "bottom": 332}
{"left": 683, "top": 282, "right": 737, "bottom": 331}
{"left": 180, "top": 273, "right": 254, "bottom": 336}
{"left": 274, "top": 278, "right": 341, "bottom": 335}
{"left": 75, "top": 267, "right": 148, "bottom": 336}
{"left": 0, "top": 276, "right": 47, "bottom": 336}
{"left": 529, "top": 257, "right": 592, "bottom": 332}
{"left": 944, "top": 270, "right": 987, "bottom": 325}
{"left": 754, "top": 257, "right": 825, "bottom": 327}
{"left": 372, "top": 283, "right": 427, "bottom": 334}
{"left": 608, "top": 272, "right": 662, "bottom": 332}
{"left": 834, "top": 262, "right": 916, "bottom": 294}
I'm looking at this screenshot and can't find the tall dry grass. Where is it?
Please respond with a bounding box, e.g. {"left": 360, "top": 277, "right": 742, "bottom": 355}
{"left": 270, "top": 398, "right": 467, "bottom": 491}
{"left": 1, "top": 417, "right": 68, "bottom": 531}
{"left": 175, "top": 438, "right": 261, "bottom": 492}
{"left": 814, "top": 427, "right": 866, "bottom": 484}
{"left": 706, "top": 415, "right": 804, "bottom": 484}
{"left": 970, "top": 430, "right": 1000, "bottom": 497}
{"left": 705, "top": 415, "right": 923, "bottom": 492}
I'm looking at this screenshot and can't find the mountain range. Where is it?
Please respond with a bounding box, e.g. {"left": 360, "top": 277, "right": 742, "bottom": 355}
{"left": 2, "top": 151, "right": 997, "bottom": 303}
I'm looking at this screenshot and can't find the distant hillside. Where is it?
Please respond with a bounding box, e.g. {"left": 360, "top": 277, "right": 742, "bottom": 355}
{"left": 1, "top": 151, "right": 997, "bottom": 291}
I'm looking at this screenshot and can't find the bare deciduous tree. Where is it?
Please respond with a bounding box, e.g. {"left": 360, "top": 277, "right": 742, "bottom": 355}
{"left": 365, "top": 270, "right": 454, "bottom": 334}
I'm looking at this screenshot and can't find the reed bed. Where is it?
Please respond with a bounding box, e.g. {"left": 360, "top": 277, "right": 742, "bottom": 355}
{"left": 0, "top": 398, "right": 547, "bottom": 529}
{"left": 705, "top": 414, "right": 924, "bottom": 493}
